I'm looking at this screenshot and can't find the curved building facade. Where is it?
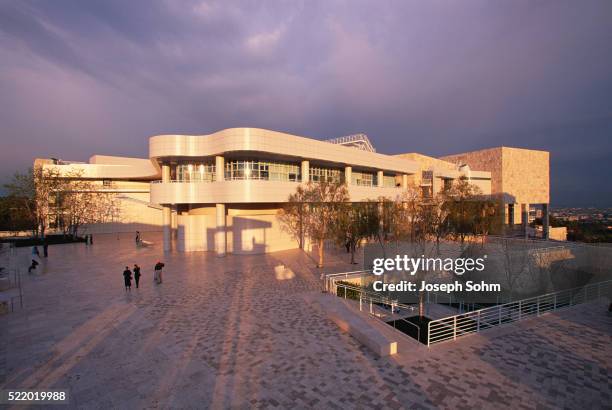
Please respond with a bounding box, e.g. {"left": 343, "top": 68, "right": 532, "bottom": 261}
{"left": 148, "top": 128, "right": 487, "bottom": 255}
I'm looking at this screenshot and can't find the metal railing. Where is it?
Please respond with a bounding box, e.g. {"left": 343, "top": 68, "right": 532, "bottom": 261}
{"left": 427, "top": 279, "right": 612, "bottom": 346}
{"left": 0, "top": 268, "right": 24, "bottom": 313}
{"left": 151, "top": 179, "right": 215, "bottom": 184}
{"left": 326, "top": 271, "right": 422, "bottom": 342}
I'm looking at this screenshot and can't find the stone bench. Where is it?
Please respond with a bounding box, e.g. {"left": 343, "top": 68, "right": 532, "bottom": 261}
{"left": 308, "top": 294, "right": 397, "bottom": 357}
{"left": 327, "top": 310, "right": 398, "bottom": 357}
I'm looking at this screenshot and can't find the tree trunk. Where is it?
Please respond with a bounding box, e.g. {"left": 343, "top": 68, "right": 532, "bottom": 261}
{"left": 419, "top": 291, "right": 425, "bottom": 318}
{"left": 318, "top": 238, "right": 324, "bottom": 268}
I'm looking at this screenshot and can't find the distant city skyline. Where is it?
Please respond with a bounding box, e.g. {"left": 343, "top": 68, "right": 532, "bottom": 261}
{"left": 1, "top": 0, "right": 611, "bottom": 206}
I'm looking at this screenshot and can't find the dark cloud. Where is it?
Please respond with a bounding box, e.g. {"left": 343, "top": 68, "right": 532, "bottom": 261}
{"left": 1, "top": 0, "right": 611, "bottom": 206}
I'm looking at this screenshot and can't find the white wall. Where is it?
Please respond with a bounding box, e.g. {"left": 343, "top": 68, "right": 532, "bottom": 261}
{"left": 83, "top": 192, "right": 163, "bottom": 234}
{"left": 227, "top": 212, "right": 298, "bottom": 254}
{"left": 176, "top": 214, "right": 215, "bottom": 251}
{"left": 175, "top": 209, "right": 299, "bottom": 254}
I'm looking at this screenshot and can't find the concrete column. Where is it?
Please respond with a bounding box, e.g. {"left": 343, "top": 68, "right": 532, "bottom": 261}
{"left": 508, "top": 204, "right": 515, "bottom": 226}
{"left": 171, "top": 205, "right": 178, "bottom": 238}
{"left": 215, "top": 156, "right": 225, "bottom": 182}
{"left": 377, "top": 170, "right": 384, "bottom": 187}
{"left": 161, "top": 164, "right": 170, "bottom": 183}
{"left": 502, "top": 204, "right": 509, "bottom": 226}
{"left": 542, "top": 203, "right": 549, "bottom": 240}
{"left": 301, "top": 160, "right": 309, "bottom": 183}
{"left": 215, "top": 203, "right": 226, "bottom": 257}
{"left": 344, "top": 166, "right": 352, "bottom": 185}
{"left": 163, "top": 205, "right": 171, "bottom": 252}
{"left": 432, "top": 176, "right": 441, "bottom": 195}
{"left": 521, "top": 203, "right": 529, "bottom": 238}
{"left": 402, "top": 174, "right": 408, "bottom": 189}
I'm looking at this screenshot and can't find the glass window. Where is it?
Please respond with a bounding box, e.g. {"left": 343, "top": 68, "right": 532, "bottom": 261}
{"left": 224, "top": 160, "right": 300, "bottom": 181}
{"left": 176, "top": 162, "right": 215, "bottom": 182}
{"left": 309, "top": 167, "right": 343, "bottom": 183}
{"left": 383, "top": 175, "right": 397, "bottom": 188}
{"left": 352, "top": 171, "right": 375, "bottom": 187}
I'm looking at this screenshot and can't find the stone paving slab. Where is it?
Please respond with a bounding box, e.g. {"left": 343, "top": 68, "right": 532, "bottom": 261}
{"left": 0, "top": 233, "right": 610, "bottom": 409}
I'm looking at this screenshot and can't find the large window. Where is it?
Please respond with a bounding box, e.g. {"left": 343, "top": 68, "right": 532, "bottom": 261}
{"left": 176, "top": 163, "right": 216, "bottom": 182}
{"left": 383, "top": 175, "right": 397, "bottom": 188}
{"left": 352, "top": 171, "right": 376, "bottom": 187}
{"left": 224, "top": 160, "right": 300, "bottom": 182}
{"left": 309, "top": 167, "right": 343, "bottom": 183}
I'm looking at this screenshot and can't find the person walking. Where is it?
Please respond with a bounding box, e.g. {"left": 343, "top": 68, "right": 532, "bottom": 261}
{"left": 133, "top": 264, "right": 141, "bottom": 288}
{"left": 123, "top": 266, "right": 132, "bottom": 292}
{"left": 154, "top": 261, "right": 165, "bottom": 284}
{"left": 28, "top": 258, "right": 39, "bottom": 273}
{"left": 28, "top": 246, "right": 40, "bottom": 273}
{"left": 135, "top": 231, "right": 141, "bottom": 245}
{"left": 43, "top": 241, "right": 48, "bottom": 258}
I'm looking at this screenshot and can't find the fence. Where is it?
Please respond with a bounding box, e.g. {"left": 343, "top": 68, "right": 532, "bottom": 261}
{"left": 0, "top": 268, "right": 24, "bottom": 313}
{"left": 325, "top": 271, "right": 423, "bottom": 341}
{"left": 427, "top": 279, "right": 612, "bottom": 346}
{"left": 325, "top": 270, "right": 612, "bottom": 346}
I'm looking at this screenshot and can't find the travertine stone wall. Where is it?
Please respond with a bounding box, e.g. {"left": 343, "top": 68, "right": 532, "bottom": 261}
{"left": 441, "top": 148, "right": 504, "bottom": 199}
{"left": 441, "top": 147, "right": 549, "bottom": 205}
{"left": 395, "top": 152, "right": 491, "bottom": 195}
{"left": 501, "top": 147, "right": 549, "bottom": 204}
{"left": 394, "top": 153, "right": 455, "bottom": 186}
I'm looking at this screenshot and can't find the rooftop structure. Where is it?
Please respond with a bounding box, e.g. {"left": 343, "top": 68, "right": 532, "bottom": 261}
{"left": 325, "top": 133, "right": 376, "bottom": 152}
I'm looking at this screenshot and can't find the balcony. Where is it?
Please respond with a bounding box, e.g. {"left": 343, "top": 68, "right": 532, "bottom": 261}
{"left": 151, "top": 179, "right": 404, "bottom": 204}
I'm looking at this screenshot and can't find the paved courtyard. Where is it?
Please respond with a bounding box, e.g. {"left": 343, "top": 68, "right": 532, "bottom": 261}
{"left": 0, "top": 233, "right": 610, "bottom": 409}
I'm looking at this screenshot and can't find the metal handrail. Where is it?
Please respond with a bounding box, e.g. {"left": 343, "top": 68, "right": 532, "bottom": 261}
{"left": 332, "top": 282, "right": 421, "bottom": 341}
{"left": 389, "top": 315, "right": 421, "bottom": 342}
{"left": 151, "top": 179, "right": 215, "bottom": 184}
{"left": 427, "top": 279, "right": 612, "bottom": 346}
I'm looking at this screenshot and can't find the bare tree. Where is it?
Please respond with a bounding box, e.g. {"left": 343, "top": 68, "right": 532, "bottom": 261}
{"left": 59, "top": 178, "right": 120, "bottom": 237}
{"left": 333, "top": 201, "right": 380, "bottom": 264}
{"left": 422, "top": 192, "right": 450, "bottom": 255}
{"left": 4, "top": 166, "right": 69, "bottom": 238}
{"left": 279, "top": 181, "right": 349, "bottom": 267}
{"left": 498, "top": 237, "right": 532, "bottom": 301}
{"left": 444, "top": 179, "right": 482, "bottom": 248}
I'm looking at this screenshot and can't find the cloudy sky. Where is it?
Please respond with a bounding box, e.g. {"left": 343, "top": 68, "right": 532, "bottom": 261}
{"left": 1, "top": 0, "right": 611, "bottom": 206}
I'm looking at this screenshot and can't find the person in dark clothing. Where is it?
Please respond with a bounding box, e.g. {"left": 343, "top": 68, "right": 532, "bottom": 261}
{"left": 135, "top": 231, "right": 140, "bottom": 245}
{"left": 28, "top": 259, "right": 39, "bottom": 273}
{"left": 43, "top": 242, "right": 48, "bottom": 258}
{"left": 123, "top": 266, "right": 132, "bottom": 292}
{"left": 133, "top": 264, "right": 141, "bottom": 288}
{"left": 154, "top": 261, "right": 165, "bottom": 284}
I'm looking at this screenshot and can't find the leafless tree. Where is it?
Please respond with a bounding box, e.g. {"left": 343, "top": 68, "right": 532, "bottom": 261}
{"left": 59, "top": 178, "right": 120, "bottom": 237}
{"left": 333, "top": 201, "right": 380, "bottom": 265}
{"left": 279, "top": 181, "right": 349, "bottom": 267}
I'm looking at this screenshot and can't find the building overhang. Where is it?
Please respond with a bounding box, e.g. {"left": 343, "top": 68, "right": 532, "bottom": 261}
{"left": 149, "top": 128, "right": 419, "bottom": 175}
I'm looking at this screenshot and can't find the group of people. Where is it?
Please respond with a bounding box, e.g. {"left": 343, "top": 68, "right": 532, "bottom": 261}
{"left": 122, "top": 261, "right": 165, "bottom": 291}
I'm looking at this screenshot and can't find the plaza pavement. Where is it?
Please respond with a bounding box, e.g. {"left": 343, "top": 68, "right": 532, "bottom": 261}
{"left": 0, "top": 233, "right": 610, "bottom": 409}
